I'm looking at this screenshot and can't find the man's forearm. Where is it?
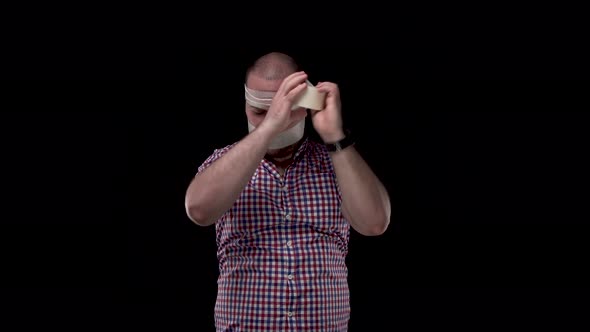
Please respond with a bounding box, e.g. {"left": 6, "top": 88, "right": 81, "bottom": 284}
{"left": 330, "top": 145, "right": 391, "bottom": 235}
{"left": 185, "top": 128, "right": 273, "bottom": 226}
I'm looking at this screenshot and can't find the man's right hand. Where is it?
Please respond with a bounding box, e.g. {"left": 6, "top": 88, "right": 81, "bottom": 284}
{"left": 257, "top": 71, "right": 309, "bottom": 139}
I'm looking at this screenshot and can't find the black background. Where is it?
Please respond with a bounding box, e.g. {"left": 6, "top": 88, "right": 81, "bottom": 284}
{"left": 2, "top": 10, "right": 590, "bottom": 332}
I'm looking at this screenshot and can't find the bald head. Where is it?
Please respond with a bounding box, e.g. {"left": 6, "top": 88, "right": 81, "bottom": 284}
{"left": 246, "top": 52, "right": 299, "bottom": 82}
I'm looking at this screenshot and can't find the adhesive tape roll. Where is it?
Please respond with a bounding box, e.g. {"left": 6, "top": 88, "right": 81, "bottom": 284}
{"left": 292, "top": 80, "right": 326, "bottom": 111}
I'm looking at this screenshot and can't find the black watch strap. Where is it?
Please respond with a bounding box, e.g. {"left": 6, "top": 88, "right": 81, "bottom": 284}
{"left": 325, "top": 129, "right": 355, "bottom": 152}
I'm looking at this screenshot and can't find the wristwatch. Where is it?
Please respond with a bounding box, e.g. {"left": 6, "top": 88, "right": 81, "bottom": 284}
{"left": 325, "top": 129, "right": 355, "bottom": 152}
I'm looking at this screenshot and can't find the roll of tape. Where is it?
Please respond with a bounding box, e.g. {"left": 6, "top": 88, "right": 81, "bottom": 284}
{"left": 292, "top": 81, "right": 326, "bottom": 111}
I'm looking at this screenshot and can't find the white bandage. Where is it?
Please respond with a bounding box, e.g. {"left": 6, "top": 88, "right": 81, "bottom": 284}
{"left": 247, "top": 118, "right": 305, "bottom": 150}
{"left": 244, "top": 80, "right": 326, "bottom": 111}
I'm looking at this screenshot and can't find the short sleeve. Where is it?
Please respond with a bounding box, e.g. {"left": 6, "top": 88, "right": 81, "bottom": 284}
{"left": 195, "top": 143, "right": 237, "bottom": 175}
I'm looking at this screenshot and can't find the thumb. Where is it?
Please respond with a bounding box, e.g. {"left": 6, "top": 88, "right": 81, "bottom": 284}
{"left": 309, "top": 108, "right": 321, "bottom": 116}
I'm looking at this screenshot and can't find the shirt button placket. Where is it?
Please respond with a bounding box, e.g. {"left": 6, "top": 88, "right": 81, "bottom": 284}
{"left": 282, "top": 179, "right": 295, "bottom": 325}
{"left": 284, "top": 232, "right": 295, "bottom": 324}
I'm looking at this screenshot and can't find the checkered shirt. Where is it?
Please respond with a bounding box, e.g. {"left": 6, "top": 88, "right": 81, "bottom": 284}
{"left": 196, "top": 136, "right": 351, "bottom": 331}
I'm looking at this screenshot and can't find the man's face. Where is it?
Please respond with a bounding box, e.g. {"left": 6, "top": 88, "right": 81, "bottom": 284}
{"left": 245, "top": 73, "right": 305, "bottom": 128}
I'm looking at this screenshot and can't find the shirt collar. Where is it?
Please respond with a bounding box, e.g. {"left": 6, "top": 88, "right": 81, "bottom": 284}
{"left": 292, "top": 136, "right": 310, "bottom": 161}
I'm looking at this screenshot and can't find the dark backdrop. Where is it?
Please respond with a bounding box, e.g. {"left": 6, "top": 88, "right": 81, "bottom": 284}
{"left": 2, "top": 43, "right": 589, "bottom": 331}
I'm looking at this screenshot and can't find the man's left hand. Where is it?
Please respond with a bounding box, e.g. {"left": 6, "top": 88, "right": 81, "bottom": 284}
{"left": 311, "top": 82, "right": 345, "bottom": 143}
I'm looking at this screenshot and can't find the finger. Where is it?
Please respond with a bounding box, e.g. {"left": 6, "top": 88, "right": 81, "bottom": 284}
{"left": 316, "top": 83, "right": 339, "bottom": 96}
{"left": 274, "top": 71, "right": 304, "bottom": 95}
{"left": 316, "top": 85, "right": 334, "bottom": 93}
{"left": 317, "top": 82, "right": 337, "bottom": 89}
{"left": 276, "top": 71, "right": 305, "bottom": 95}
{"left": 285, "top": 82, "right": 307, "bottom": 102}
{"left": 279, "top": 72, "right": 308, "bottom": 96}
{"left": 310, "top": 108, "right": 322, "bottom": 116}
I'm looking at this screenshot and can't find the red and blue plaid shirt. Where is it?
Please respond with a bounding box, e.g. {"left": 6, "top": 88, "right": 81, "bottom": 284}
{"left": 196, "top": 136, "right": 351, "bottom": 331}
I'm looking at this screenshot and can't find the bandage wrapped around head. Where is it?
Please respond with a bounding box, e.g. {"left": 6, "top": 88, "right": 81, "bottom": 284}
{"left": 244, "top": 80, "right": 326, "bottom": 149}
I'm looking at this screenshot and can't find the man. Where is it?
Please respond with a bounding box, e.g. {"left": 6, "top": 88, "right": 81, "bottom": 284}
{"left": 184, "top": 52, "right": 391, "bottom": 331}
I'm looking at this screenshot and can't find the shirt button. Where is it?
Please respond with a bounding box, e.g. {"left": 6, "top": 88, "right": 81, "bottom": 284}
{"left": 286, "top": 241, "right": 292, "bottom": 247}
{"left": 287, "top": 312, "right": 293, "bottom": 317}
{"left": 282, "top": 185, "right": 288, "bottom": 193}
{"left": 285, "top": 213, "right": 291, "bottom": 221}
{"left": 287, "top": 274, "right": 293, "bottom": 280}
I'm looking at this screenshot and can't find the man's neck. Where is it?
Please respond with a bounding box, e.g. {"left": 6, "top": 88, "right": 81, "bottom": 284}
{"left": 265, "top": 153, "right": 293, "bottom": 168}
{"left": 266, "top": 138, "right": 303, "bottom": 159}
{"left": 264, "top": 138, "right": 303, "bottom": 171}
